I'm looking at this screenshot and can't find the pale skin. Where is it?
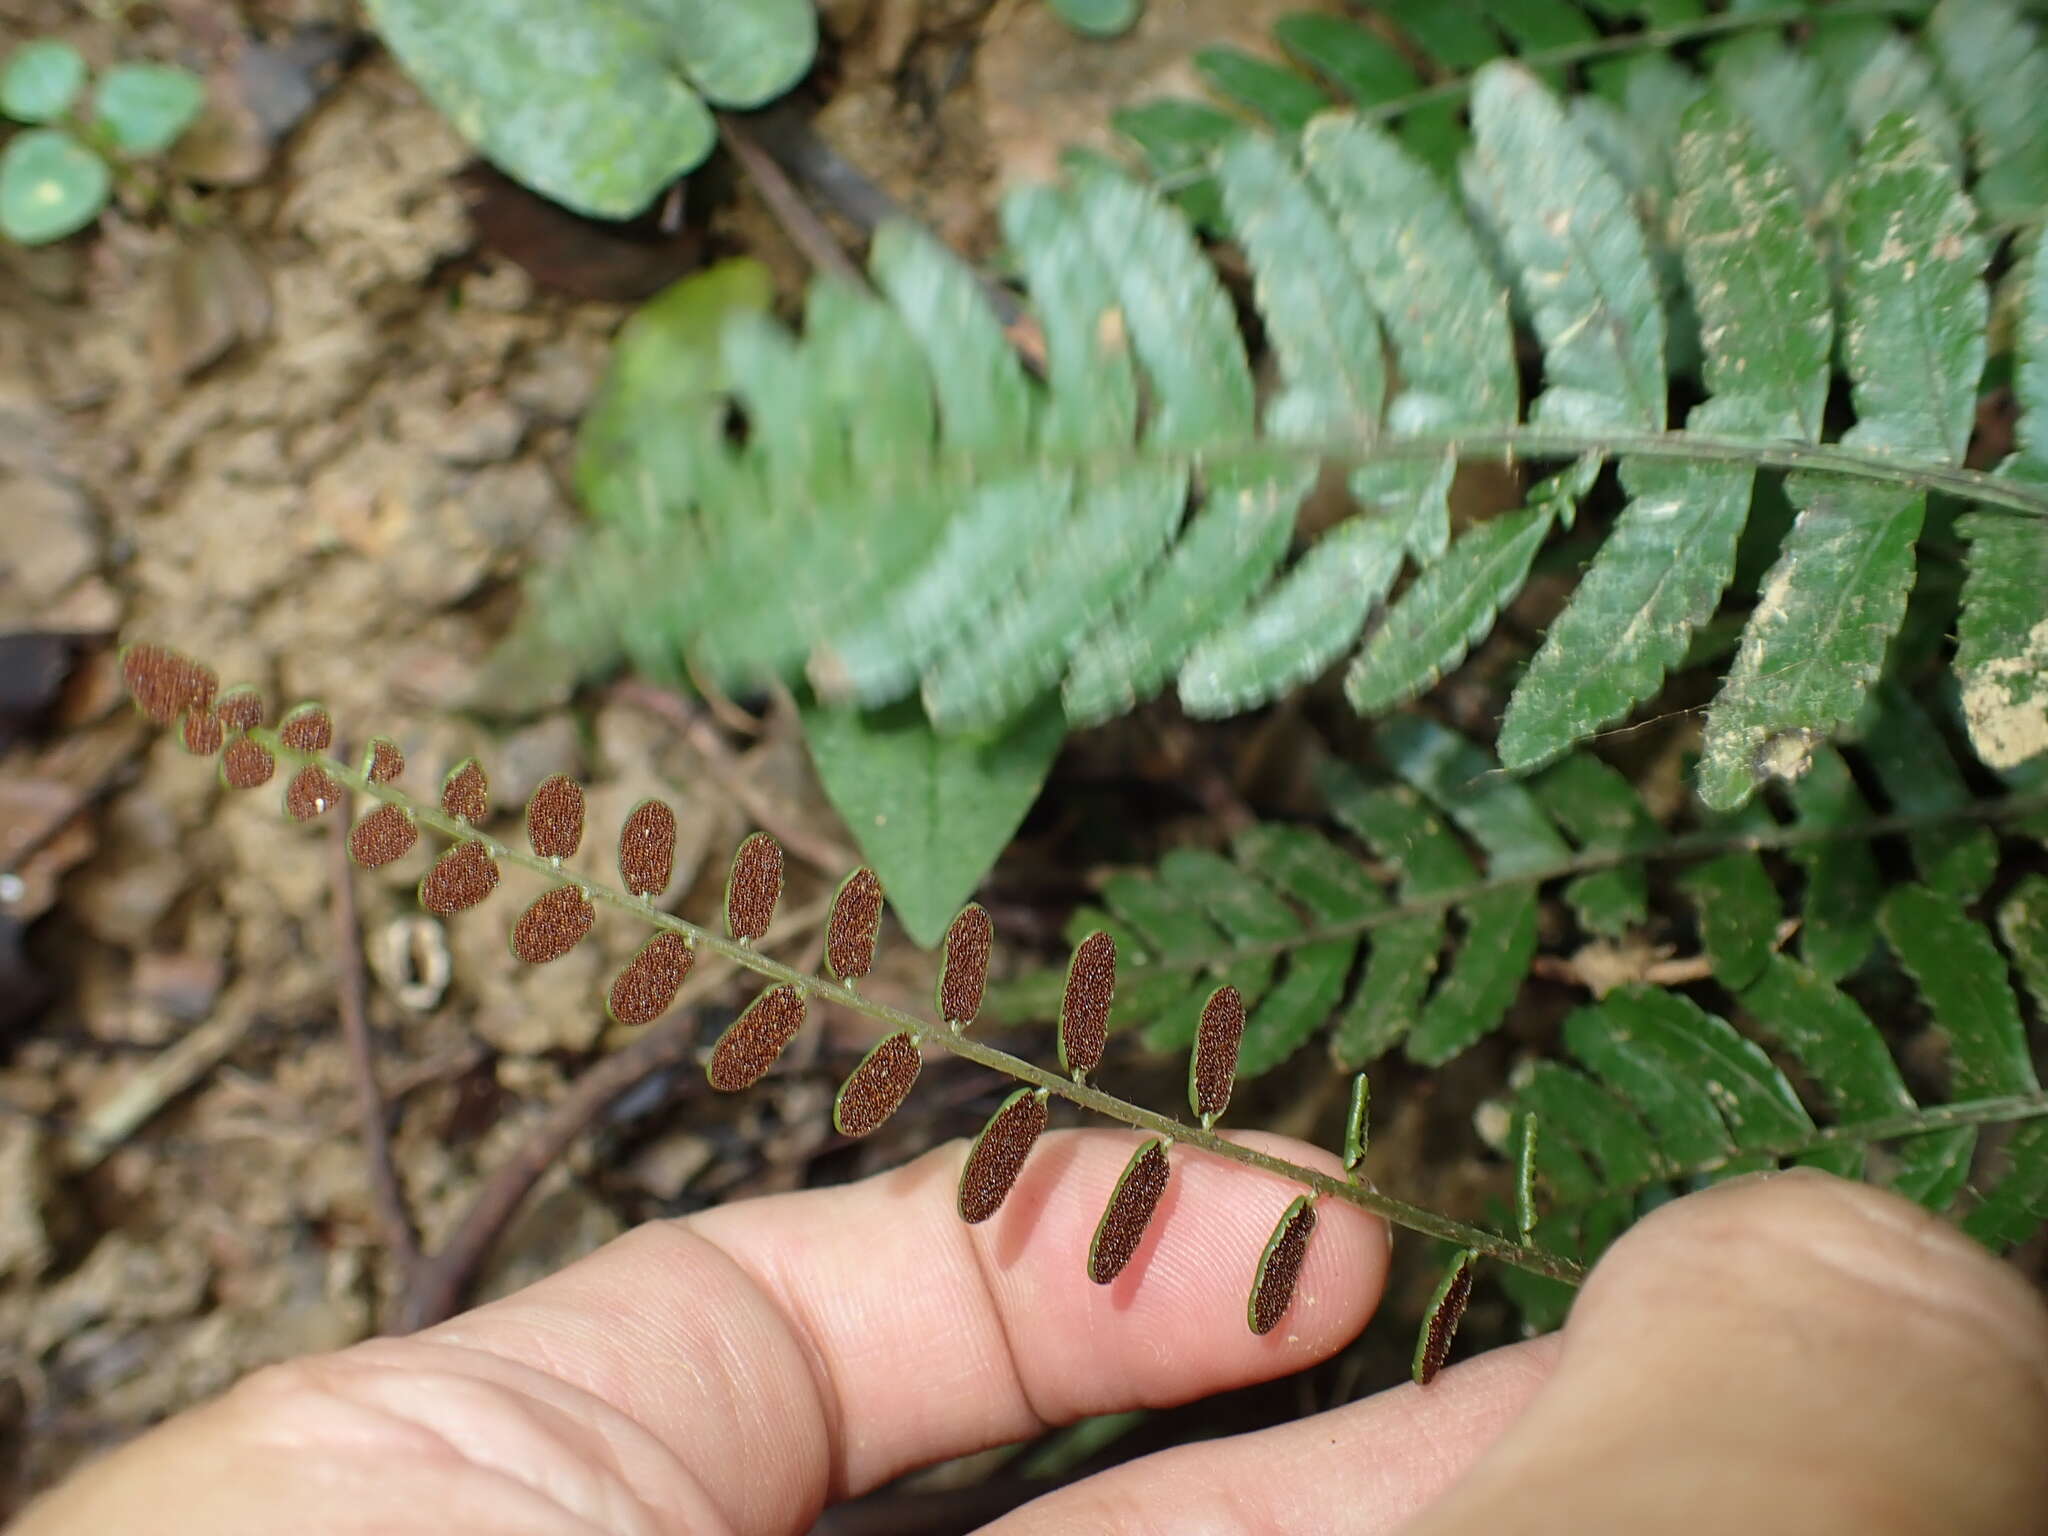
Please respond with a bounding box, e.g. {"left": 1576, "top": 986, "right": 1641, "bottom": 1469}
{"left": 18, "top": 1132, "right": 2048, "bottom": 1535}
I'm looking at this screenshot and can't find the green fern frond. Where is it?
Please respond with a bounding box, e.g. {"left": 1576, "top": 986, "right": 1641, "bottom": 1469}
{"left": 534, "top": 16, "right": 2048, "bottom": 807}
{"left": 985, "top": 700, "right": 2048, "bottom": 1084}
{"left": 1502, "top": 872, "right": 2048, "bottom": 1325}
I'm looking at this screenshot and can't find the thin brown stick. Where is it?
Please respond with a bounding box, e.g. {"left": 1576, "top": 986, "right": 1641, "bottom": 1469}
{"left": 614, "top": 679, "right": 856, "bottom": 872}
{"left": 329, "top": 790, "right": 423, "bottom": 1303}
{"left": 718, "top": 110, "right": 863, "bottom": 287}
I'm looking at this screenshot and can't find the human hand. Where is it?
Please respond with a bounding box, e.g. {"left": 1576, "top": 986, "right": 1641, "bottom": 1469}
{"left": 17, "top": 1133, "right": 2048, "bottom": 1535}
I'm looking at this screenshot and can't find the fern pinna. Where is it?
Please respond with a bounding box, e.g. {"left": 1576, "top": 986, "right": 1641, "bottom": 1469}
{"left": 118, "top": 640, "right": 2048, "bottom": 1371}
{"left": 539, "top": 0, "right": 2048, "bottom": 811}
{"left": 120, "top": 640, "right": 1584, "bottom": 1375}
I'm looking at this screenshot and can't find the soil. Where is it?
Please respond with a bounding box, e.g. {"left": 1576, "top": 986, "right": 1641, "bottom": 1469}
{"left": 0, "top": 0, "right": 1470, "bottom": 1524}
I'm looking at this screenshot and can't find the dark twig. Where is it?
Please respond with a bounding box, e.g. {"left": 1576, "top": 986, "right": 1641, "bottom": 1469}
{"left": 329, "top": 788, "right": 423, "bottom": 1309}
{"left": 393, "top": 1008, "right": 706, "bottom": 1332}
{"left": 718, "top": 110, "right": 864, "bottom": 286}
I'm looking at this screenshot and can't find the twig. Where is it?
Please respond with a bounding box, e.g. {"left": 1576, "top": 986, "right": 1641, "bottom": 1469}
{"left": 59, "top": 1007, "right": 259, "bottom": 1171}
{"left": 614, "top": 678, "right": 856, "bottom": 873}
{"left": 718, "top": 110, "right": 864, "bottom": 286}
{"left": 330, "top": 789, "right": 423, "bottom": 1303}
{"left": 393, "top": 899, "right": 832, "bottom": 1331}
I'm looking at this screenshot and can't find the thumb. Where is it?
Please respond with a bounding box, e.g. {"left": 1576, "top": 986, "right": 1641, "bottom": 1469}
{"left": 1406, "top": 1168, "right": 2048, "bottom": 1536}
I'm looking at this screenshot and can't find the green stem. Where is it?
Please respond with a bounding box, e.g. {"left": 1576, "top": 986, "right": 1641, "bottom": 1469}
{"left": 1350, "top": 1, "right": 1934, "bottom": 127}
{"left": 259, "top": 727, "right": 1584, "bottom": 1283}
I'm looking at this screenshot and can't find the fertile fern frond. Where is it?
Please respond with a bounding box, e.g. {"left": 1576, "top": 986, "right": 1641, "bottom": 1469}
{"left": 1500, "top": 872, "right": 2048, "bottom": 1326}
{"left": 536, "top": 6, "right": 2048, "bottom": 808}
{"left": 985, "top": 696, "right": 2047, "bottom": 1083}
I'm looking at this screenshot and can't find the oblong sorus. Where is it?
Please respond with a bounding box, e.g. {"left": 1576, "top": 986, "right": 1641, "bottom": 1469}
{"left": 419, "top": 840, "right": 500, "bottom": 915}
{"left": 526, "top": 773, "right": 585, "bottom": 861}
{"left": 1247, "top": 1196, "right": 1318, "bottom": 1336}
{"left": 607, "top": 932, "right": 694, "bottom": 1026}
{"left": 1413, "top": 1249, "right": 1478, "bottom": 1386}
{"left": 826, "top": 867, "right": 885, "bottom": 983}
{"left": 1088, "top": 1138, "right": 1171, "bottom": 1285}
{"left": 121, "top": 642, "right": 217, "bottom": 725}
{"left": 937, "top": 903, "right": 993, "bottom": 1026}
{"left": 833, "top": 1031, "right": 922, "bottom": 1137}
{"left": 707, "top": 984, "right": 805, "bottom": 1090}
{"left": 285, "top": 764, "right": 342, "bottom": 821}
{"left": 1190, "top": 984, "right": 1245, "bottom": 1125}
{"left": 441, "top": 758, "right": 489, "bottom": 823}
{"left": 958, "top": 1088, "right": 1049, "bottom": 1224}
{"left": 220, "top": 738, "right": 275, "bottom": 789}
{"left": 278, "top": 703, "right": 334, "bottom": 753}
{"left": 349, "top": 804, "right": 418, "bottom": 869}
{"left": 618, "top": 799, "right": 678, "bottom": 898}
{"left": 1059, "top": 931, "right": 1116, "bottom": 1079}
{"left": 511, "top": 885, "right": 596, "bottom": 963}
{"left": 181, "top": 707, "right": 223, "bottom": 756}
{"left": 215, "top": 687, "right": 264, "bottom": 732}
{"left": 364, "top": 738, "right": 405, "bottom": 783}
{"left": 725, "top": 832, "right": 783, "bottom": 942}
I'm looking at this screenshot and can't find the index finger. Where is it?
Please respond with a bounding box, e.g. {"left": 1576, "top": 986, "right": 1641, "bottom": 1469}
{"left": 430, "top": 1127, "right": 1388, "bottom": 1534}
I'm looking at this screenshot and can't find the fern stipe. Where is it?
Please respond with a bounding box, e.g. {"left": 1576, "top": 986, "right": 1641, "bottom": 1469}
{"left": 707, "top": 984, "right": 806, "bottom": 1091}
{"left": 725, "top": 831, "right": 784, "bottom": 942}
{"left": 938, "top": 903, "right": 993, "bottom": 1026}
{"left": 959, "top": 1088, "right": 1051, "bottom": 1224}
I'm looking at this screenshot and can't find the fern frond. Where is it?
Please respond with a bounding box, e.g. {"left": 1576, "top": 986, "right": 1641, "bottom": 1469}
{"left": 988, "top": 705, "right": 2048, "bottom": 1082}
{"left": 535, "top": 23, "right": 2048, "bottom": 804}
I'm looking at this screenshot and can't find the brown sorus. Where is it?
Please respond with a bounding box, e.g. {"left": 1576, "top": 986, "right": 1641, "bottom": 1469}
{"left": 1088, "top": 1139, "right": 1171, "bottom": 1285}
{"left": 278, "top": 704, "right": 334, "bottom": 753}
{"left": 826, "top": 867, "right": 884, "bottom": 983}
{"left": 1415, "top": 1251, "right": 1478, "bottom": 1386}
{"left": 285, "top": 764, "right": 342, "bottom": 821}
{"left": 420, "top": 840, "right": 500, "bottom": 914}
{"left": 1059, "top": 931, "right": 1116, "bottom": 1078}
{"left": 833, "top": 1031, "right": 922, "bottom": 1138}
{"left": 365, "top": 738, "right": 405, "bottom": 783}
{"left": 511, "top": 885, "right": 596, "bottom": 963}
{"left": 958, "top": 1089, "right": 1049, "bottom": 1224}
{"left": 441, "top": 759, "right": 489, "bottom": 823}
{"left": 936, "top": 904, "right": 993, "bottom": 1025}
{"left": 607, "top": 932, "right": 694, "bottom": 1026}
{"left": 617, "top": 799, "right": 678, "bottom": 898}
{"left": 1190, "top": 984, "right": 1246, "bottom": 1123}
{"left": 181, "top": 707, "right": 224, "bottom": 756}
{"left": 526, "top": 774, "right": 585, "bottom": 861}
{"left": 707, "top": 984, "right": 806, "bottom": 1091}
{"left": 215, "top": 688, "right": 265, "bottom": 731}
{"left": 220, "top": 738, "right": 275, "bottom": 790}
{"left": 725, "top": 832, "right": 783, "bottom": 942}
{"left": 1248, "top": 1197, "right": 1318, "bottom": 1336}
{"left": 349, "top": 805, "right": 419, "bottom": 869}
{"left": 122, "top": 643, "right": 217, "bottom": 726}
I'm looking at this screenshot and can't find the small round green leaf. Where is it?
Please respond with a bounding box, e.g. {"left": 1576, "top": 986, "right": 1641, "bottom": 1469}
{"left": 1047, "top": 0, "right": 1143, "bottom": 38}
{"left": 0, "top": 128, "right": 109, "bottom": 244}
{"left": 1, "top": 40, "right": 88, "bottom": 123}
{"left": 92, "top": 62, "right": 206, "bottom": 154}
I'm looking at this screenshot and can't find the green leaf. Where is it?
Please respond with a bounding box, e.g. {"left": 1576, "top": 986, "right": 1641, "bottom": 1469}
{"left": 1698, "top": 117, "right": 1987, "bottom": 810}
{"left": 1857, "top": 686, "right": 2000, "bottom": 903}
{"left": 1678, "top": 852, "right": 1778, "bottom": 990}
{"left": 1177, "top": 519, "right": 1404, "bottom": 718}
{"left": 363, "top": 0, "right": 815, "bottom": 217}
{"left": 1517, "top": 1062, "right": 1659, "bottom": 1192}
{"left": 1961, "top": 1122, "right": 2048, "bottom": 1248}
{"left": 1301, "top": 112, "right": 1517, "bottom": 430}
{"left": 2001, "top": 875, "right": 2048, "bottom": 1019}
{"left": 799, "top": 695, "right": 1063, "bottom": 947}
{"left": 1786, "top": 746, "right": 1880, "bottom": 981}
{"left": 1928, "top": 0, "right": 2048, "bottom": 223}
{"left": 1530, "top": 753, "right": 1655, "bottom": 936}
{"left": 92, "top": 62, "right": 205, "bottom": 154}
{"left": 1958, "top": 509, "right": 2048, "bottom": 770}
{"left": 1, "top": 39, "right": 86, "bottom": 123}
{"left": 1707, "top": 35, "right": 1852, "bottom": 211}
{"left": 1047, "top": 0, "right": 1143, "bottom": 38}
{"left": 1403, "top": 887, "right": 1538, "bottom": 1067}
{"left": 1345, "top": 505, "right": 1551, "bottom": 715}
{"left": 1599, "top": 984, "right": 1812, "bottom": 1153}
{"left": 1467, "top": 62, "right": 1666, "bottom": 431}
{"left": 1273, "top": 14, "right": 1419, "bottom": 106}
{"left": 1881, "top": 885, "right": 2039, "bottom": 1099}
{"left": 1565, "top": 994, "right": 1733, "bottom": 1170}
{"left": 0, "top": 128, "right": 109, "bottom": 244}
{"left": 1108, "top": 99, "right": 1233, "bottom": 229}
{"left": 1194, "top": 47, "right": 1326, "bottom": 132}
{"left": 1377, "top": 716, "right": 1570, "bottom": 876}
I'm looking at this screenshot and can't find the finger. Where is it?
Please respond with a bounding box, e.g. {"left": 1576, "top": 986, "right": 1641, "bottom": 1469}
{"left": 425, "top": 1128, "right": 1387, "bottom": 1534}
{"left": 978, "top": 1335, "right": 1562, "bottom": 1535}
{"left": 1403, "top": 1170, "right": 2048, "bottom": 1535}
